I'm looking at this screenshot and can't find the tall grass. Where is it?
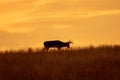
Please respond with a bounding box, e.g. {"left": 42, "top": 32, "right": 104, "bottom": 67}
{"left": 0, "top": 45, "right": 120, "bottom": 80}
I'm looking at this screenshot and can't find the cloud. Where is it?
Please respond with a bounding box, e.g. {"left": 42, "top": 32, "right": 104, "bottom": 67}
{"left": 80, "top": 10, "right": 120, "bottom": 18}
{"left": 53, "top": 24, "right": 71, "bottom": 29}
{"left": 0, "top": 0, "right": 56, "bottom": 26}
{"left": 0, "top": 0, "right": 120, "bottom": 28}
{"left": 32, "top": 0, "right": 56, "bottom": 6}
{"left": 0, "top": 0, "right": 21, "bottom": 2}
{"left": 0, "top": 27, "right": 35, "bottom": 34}
{"left": 1, "top": 7, "right": 120, "bottom": 28}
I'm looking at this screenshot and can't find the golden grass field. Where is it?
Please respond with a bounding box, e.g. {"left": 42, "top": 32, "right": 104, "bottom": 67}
{"left": 0, "top": 45, "right": 120, "bottom": 80}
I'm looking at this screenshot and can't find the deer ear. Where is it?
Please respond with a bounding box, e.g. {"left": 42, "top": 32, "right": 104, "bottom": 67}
{"left": 71, "top": 41, "right": 73, "bottom": 44}
{"left": 68, "top": 40, "right": 73, "bottom": 44}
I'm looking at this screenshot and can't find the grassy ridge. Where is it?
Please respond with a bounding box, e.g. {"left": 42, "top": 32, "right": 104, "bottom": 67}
{"left": 0, "top": 45, "right": 120, "bottom": 80}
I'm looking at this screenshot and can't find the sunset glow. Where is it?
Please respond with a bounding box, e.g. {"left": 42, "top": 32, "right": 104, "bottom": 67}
{"left": 0, "top": 0, "right": 120, "bottom": 50}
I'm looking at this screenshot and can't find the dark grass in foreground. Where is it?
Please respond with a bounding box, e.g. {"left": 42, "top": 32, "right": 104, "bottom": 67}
{"left": 0, "top": 45, "right": 120, "bottom": 80}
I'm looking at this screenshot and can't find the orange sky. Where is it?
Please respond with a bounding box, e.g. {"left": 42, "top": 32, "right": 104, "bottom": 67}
{"left": 0, "top": 0, "right": 120, "bottom": 50}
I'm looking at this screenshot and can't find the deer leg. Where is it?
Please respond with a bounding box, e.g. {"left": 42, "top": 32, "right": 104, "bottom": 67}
{"left": 58, "top": 48, "right": 61, "bottom": 53}
{"left": 44, "top": 47, "right": 49, "bottom": 52}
